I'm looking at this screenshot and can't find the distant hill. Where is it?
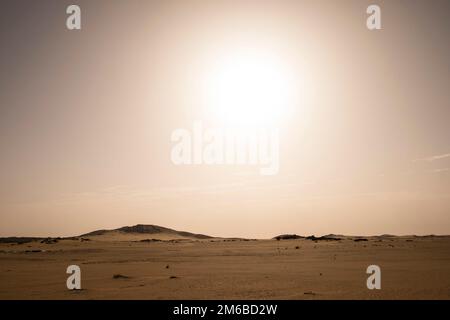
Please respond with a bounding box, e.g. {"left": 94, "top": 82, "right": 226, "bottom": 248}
{"left": 2, "top": 228, "right": 448, "bottom": 244}
{"left": 81, "top": 224, "right": 213, "bottom": 241}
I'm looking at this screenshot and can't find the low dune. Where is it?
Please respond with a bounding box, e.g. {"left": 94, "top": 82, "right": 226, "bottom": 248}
{"left": 79, "top": 224, "right": 214, "bottom": 242}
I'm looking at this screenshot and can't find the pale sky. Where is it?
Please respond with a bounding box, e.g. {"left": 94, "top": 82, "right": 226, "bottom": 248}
{"left": 1, "top": 0, "right": 449, "bottom": 238}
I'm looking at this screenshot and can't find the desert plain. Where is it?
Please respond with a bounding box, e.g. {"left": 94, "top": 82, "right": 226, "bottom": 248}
{"left": 0, "top": 225, "right": 449, "bottom": 300}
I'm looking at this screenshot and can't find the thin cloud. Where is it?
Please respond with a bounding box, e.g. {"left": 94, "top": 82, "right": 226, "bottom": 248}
{"left": 413, "top": 153, "right": 450, "bottom": 162}
{"left": 432, "top": 168, "right": 449, "bottom": 173}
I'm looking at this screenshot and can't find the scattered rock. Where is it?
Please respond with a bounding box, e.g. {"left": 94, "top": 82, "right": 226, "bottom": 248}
{"left": 169, "top": 276, "right": 178, "bottom": 279}
{"left": 140, "top": 239, "right": 162, "bottom": 242}
{"left": 41, "top": 238, "right": 59, "bottom": 244}
{"left": 304, "top": 291, "right": 316, "bottom": 295}
{"left": 25, "top": 249, "right": 42, "bottom": 253}
{"left": 273, "top": 234, "right": 304, "bottom": 240}
{"left": 0, "top": 237, "right": 41, "bottom": 244}
{"left": 306, "top": 235, "right": 341, "bottom": 241}
{"left": 113, "top": 274, "right": 130, "bottom": 279}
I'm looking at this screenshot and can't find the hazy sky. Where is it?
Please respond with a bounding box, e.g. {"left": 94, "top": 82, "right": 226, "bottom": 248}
{"left": 1, "top": 0, "right": 449, "bottom": 237}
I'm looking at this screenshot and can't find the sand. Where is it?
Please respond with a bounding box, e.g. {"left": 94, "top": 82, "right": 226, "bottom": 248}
{"left": 0, "top": 234, "right": 449, "bottom": 299}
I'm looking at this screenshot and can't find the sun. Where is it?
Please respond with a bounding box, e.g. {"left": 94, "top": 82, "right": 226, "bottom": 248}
{"left": 204, "top": 49, "right": 297, "bottom": 127}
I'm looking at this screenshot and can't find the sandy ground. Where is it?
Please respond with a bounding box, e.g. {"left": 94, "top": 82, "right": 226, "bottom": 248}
{"left": 1, "top": 236, "right": 449, "bottom": 299}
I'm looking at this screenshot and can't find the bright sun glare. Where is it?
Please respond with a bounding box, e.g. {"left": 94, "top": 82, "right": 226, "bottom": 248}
{"left": 205, "top": 49, "right": 297, "bottom": 127}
